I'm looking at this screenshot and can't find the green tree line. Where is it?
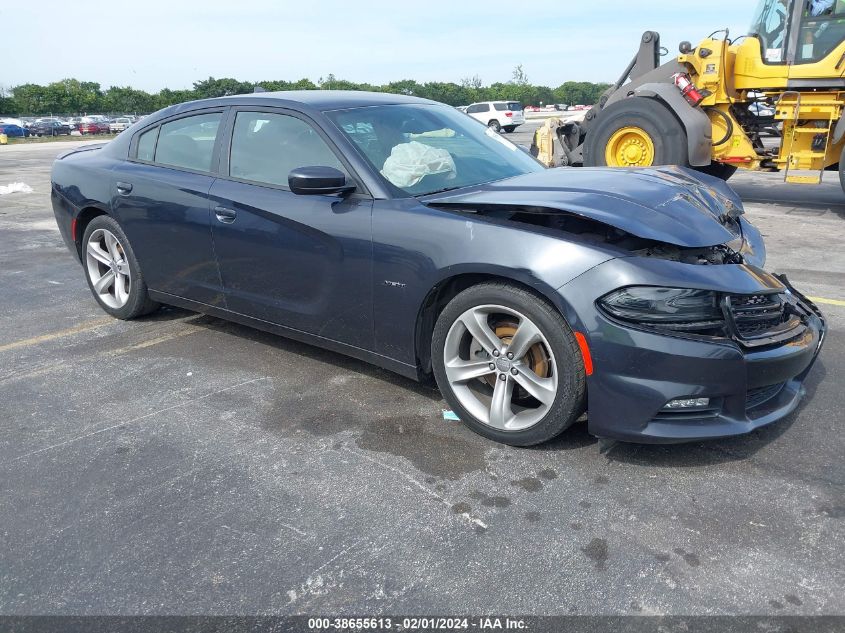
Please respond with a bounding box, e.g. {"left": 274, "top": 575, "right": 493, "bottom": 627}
{"left": 0, "top": 74, "right": 611, "bottom": 117}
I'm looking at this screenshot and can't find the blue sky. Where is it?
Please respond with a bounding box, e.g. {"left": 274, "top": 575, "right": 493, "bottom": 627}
{"left": 2, "top": 0, "right": 752, "bottom": 91}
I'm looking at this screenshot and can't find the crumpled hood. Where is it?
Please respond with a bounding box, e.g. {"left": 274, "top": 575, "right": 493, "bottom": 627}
{"left": 423, "top": 165, "right": 745, "bottom": 248}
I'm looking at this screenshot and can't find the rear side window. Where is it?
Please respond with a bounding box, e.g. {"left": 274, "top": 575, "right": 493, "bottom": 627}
{"left": 154, "top": 113, "right": 222, "bottom": 172}
{"left": 228, "top": 111, "right": 345, "bottom": 187}
{"left": 136, "top": 127, "right": 158, "bottom": 161}
{"left": 507, "top": 102, "right": 522, "bottom": 111}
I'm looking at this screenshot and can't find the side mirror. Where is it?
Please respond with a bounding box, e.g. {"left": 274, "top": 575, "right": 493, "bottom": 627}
{"left": 288, "top": 166, "right": 355, "bottom": 196}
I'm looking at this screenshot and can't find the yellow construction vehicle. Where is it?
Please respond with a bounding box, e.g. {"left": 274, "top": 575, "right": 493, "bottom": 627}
{"left": 561, "top": 0, "right": 845, "bottom": 191}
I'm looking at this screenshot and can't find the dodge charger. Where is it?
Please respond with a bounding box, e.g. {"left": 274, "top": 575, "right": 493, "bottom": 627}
{"left": 50, "top": 91, "right": 826, "bottom": 446}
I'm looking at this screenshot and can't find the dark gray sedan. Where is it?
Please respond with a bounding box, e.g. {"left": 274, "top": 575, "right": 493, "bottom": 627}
{"left": 30, "top": 120, "right": 71, "bottom": 136}
{"left": 50, "top": 91, "right": 825, "bottom": 446}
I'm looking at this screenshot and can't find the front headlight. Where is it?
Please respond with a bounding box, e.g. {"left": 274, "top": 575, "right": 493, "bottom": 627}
{"left": 598, "top": 286, "right": 724, "bottom": 332}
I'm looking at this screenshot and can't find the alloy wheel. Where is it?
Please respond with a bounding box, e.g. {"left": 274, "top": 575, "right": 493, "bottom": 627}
{"left": 443, "top": 304, "right": 558, "bottom": 431}
{"left": 85, "top": 228, "right": 131, "bottom": 309}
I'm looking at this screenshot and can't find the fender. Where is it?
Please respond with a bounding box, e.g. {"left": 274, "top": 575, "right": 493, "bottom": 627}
{"left": 630, "top": 83, "right": 713, "bottom": 167}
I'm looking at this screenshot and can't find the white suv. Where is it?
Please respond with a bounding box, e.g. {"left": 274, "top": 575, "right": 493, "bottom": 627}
{"left": 464, "top": 101, "right": 525, "bottom": 133}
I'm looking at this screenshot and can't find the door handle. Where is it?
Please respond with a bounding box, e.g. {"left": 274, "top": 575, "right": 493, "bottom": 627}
{"left": 214, "top": 205, "right": 237, "bottom": 224}
{"left": 116, "top": 181, "right": 133, "bottom": 195}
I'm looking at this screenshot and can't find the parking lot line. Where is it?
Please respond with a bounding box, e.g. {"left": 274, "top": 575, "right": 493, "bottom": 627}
{"left": 809, "top": 296, "right": 845, "bottom": 307}
{"left": 0, "top": 316, "right": 115, "bottom": 353}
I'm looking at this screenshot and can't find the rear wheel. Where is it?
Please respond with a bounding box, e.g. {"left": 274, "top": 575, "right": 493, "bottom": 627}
{"left": 432, "top": 283, "right": 586, "bottom": 446}
{"left": 82, "top": 215, "right": 159, "bottom": 320}
{"left": 488, "top": 120, "right": 501, "bottom": 133}
{"left": 695, "top": 161, "right": 738, "bottom": 181}
{"left": 584, "top": 96, "right": 688, "bottom": 168}
{"left": 839, "top": 145, "right": 845, "bottom": 195}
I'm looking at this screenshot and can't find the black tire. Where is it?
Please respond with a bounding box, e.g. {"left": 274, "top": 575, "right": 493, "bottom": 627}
{"left": 431, "top": 282, "right": 586, "bottom": 447}
{"left": 839, "top": 146, "right": 845, "bottom": 196}
{"left": 503, "top": 126, "right": 516, "bottom": 133}
{"left": 488, "top": 120, "right": 501, "bottom": 133}
{"left": 695, "top": 162, "right": 738, "bottom": 181}
{"left": 584, "top": 96, "right": 688, "bottom": 168}
{"left": 82, "top": 215, "right": 159, "bottom": 320}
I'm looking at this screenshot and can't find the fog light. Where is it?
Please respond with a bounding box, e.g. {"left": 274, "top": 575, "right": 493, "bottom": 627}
{"left": 663, "top": 397, "right": 710, "bottom": 410}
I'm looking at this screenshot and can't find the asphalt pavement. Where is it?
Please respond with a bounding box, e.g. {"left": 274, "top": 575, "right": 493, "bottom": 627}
{"left": 0, "top": 133, "right": 842, "bottom": 617}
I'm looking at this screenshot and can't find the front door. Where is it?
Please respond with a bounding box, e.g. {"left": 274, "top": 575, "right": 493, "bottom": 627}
{"left": 209, "top": 109, "right": 374, "bottom": 350}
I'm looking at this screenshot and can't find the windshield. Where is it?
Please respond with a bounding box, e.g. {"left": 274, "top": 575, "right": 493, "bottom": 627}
{"left": 325, "top": 104, "right": 544, "bottom": 197}
{"left": 749, "top": 0, "right": 790, "bottom": 62}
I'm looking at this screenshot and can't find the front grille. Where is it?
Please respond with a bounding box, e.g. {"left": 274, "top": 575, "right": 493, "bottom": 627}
{"left": 725, "top": 293, "right": 805, "bottom": 347}
{"left": 746, "top": 382, "right": 786, "bottom": 410}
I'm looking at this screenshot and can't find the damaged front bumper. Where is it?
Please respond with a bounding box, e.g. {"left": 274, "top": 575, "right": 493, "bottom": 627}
{"left": 558, "top": 259, "right": 826, "bottom": 444}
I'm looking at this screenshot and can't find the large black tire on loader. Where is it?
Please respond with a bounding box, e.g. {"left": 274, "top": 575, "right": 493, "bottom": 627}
{"left": 695, "top": 162, "right": 738, "bottom": 181}
{"left": 839, "top": 144, "right": 845, "bottom": 195}
{"left": 583, "top": 97, "right": 688, "bottom": 168}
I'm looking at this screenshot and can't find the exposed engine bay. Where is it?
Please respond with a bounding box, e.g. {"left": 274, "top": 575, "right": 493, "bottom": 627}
{"left": 428, "top": 202, "right": 747, "bottom": 265}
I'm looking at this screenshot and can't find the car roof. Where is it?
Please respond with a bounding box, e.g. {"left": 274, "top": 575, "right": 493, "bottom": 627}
{"left": 174, "top": 90, "right": 440, "bottom": 113}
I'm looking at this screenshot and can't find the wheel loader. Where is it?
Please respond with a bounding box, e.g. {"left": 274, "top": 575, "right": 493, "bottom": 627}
{"left": 555, "top": 0, "right": 845, "bottom": 192}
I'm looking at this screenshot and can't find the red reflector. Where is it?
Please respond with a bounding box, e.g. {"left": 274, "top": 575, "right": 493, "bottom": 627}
{"left": 71, "top": 217, "right": 78, "bottom": 241}
{"left": 574, "top": 332, "right": 594, "bottom": 376}
{"left": 722, "top": 156, "right": 753, "bottom": 163}
{"left": 505, "top": 112, "right": 513, "bottom": 117}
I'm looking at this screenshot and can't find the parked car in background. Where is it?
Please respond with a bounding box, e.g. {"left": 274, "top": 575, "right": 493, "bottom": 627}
{"left": 749, "top": 102, "right": 775, "bottom": 118}
{"left": 465, "top": 101, "right": 525, "bottom": 133}
{"left": 0, "top": 123, "right": 30, "bottom": 138}
{"left": 77, "top": 117, "right": 108, "bottom": 135}
{"left": 30, "top": 120, "right": 71, "bottom": 136}
{"left": 49, "top": 91, "right": 826, "bottom": 447}
{"left": 109, "top": 117, "right": 132, "bottom": 133}
{"left": 748, "top": 101, "right": 780, "bottom": 137}
{"left": 524, "top": 105, "right": 541, "bottom": 112}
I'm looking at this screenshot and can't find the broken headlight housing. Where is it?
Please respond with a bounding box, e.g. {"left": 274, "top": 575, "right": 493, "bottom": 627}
{"left": 598, "top": 286, "right": 725, "bottom": 333}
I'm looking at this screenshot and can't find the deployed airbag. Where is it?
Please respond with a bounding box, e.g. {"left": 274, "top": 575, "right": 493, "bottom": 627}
{"left": 381, "top": 141, "right": 456, "bottom": 188}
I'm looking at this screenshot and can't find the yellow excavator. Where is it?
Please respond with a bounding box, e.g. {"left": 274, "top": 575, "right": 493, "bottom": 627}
{"left": 556, "top": 0, "right": 845, "bottom": 192}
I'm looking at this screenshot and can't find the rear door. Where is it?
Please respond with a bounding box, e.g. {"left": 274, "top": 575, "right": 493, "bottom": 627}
{"left": 208, "top": 107, "right": 374, "bottom": 349}
{"left": 111, "top": 109, "right": 226, "bottom": 306}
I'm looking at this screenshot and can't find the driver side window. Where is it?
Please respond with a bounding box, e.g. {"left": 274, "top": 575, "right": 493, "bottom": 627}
{"left": 229, "top": 111, "right": 345, "bottom": 188}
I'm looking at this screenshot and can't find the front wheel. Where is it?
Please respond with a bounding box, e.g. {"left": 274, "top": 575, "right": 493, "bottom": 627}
{"left": 584, "top": 96, "right": 688, "bottom": 168}
{"left": 488, "top": 120, "right": 501, "bottom": 133}
{"left": 82, "top": 215, "right": 159, "bottom": 319}
{"left": 432, "top": 283, "right": 586, "bottom": 446}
